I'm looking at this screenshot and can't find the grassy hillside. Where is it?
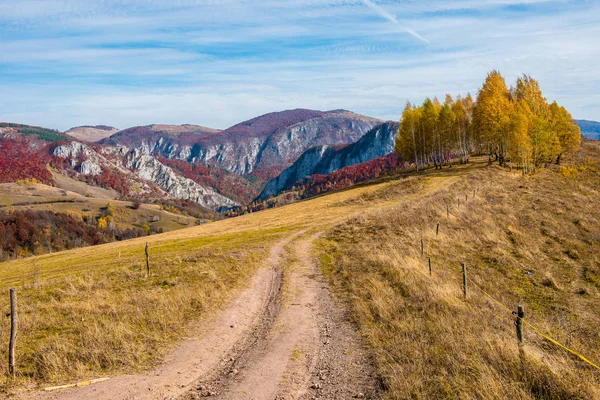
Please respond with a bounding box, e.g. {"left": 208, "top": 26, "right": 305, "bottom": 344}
{"left": 0, "top": 175, "right": 390, "bottom": 389}
{"left": 319, "top": 141, "right": 600, "bottom": 398}
{"left": 0, "top": 141, "right": 598, "bottom": 398}
{"left": 0, "top": 181, "right": 196, "bottom": 232}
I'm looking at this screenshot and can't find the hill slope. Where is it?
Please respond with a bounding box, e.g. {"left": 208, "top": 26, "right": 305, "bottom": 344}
{"left": 50, "top": 141, "right": 238, "bottom": 209}
{"left": 64, "top": 126, "right": 119, "bottom": 142}
{"left": 259, "top": 121, "right": 398, "bottom": 199}
{"left": 2, "top": 141, "right": 599, "bottom": 399}
{"left": 1, "top": 122, "right": 70, "bottom": 143}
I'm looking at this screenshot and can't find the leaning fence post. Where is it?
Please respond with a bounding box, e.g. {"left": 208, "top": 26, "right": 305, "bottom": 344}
{"left": 145, "top": 242, "right": 150, "bottom": 277}
{"left": 9, "top": 288, "right": 17, "bottom": 378}
{"left": 428, "top": 257, "right": 432, "bottom": 276}
{"left": 436, "top": 222, "right": 440, "bottom": 236}
{"left": 461, "top": 263, "right": 467, "bottom": 299}
{"left": 421, "top": 239, "right": 424, "bottom": 256}
{"left": 515, "top": 304, "right": 524, "bottom": 345}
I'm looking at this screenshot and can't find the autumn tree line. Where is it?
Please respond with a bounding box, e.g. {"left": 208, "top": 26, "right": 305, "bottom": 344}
{"left": 395, "top": 71, "right": 581, "bottom": 172}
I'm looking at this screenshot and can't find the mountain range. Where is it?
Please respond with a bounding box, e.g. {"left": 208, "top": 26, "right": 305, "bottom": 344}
{"left": 0, "top": 109, "right": 386, "bottom": 211}
{"left": 1, "top": 114, "right": 597, "bottom": 213}
{"left": 258, "top": 121, "right": 399, "bottom": 199}
{"left": 576, "top": 119, "right": 600, "bottom": 140}
{"left": 100, "top": 109, "right": 381, "bottom": 177}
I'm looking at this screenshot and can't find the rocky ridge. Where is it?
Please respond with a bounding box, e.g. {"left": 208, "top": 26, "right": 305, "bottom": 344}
{"left": 258, "top": 121, "right": 399, "bottom": 199}
{"left": 52, "top": 141, "right": 238, "bottom": 210}
{"left": 101, "top": 109, "right": 383, "bottom": 177}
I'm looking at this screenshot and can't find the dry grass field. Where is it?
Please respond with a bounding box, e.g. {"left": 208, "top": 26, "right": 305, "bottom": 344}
{"left": 0, "top": 178, "right": 196, "bottom": 233}
{"left": 0, "top": 172, "right": 393, "bottom": 391}
{"left": 319, "top": 140, "right": 600, "bottom": 399}
{"left": 0, "top": 141, "right": 598, "bottom": 398}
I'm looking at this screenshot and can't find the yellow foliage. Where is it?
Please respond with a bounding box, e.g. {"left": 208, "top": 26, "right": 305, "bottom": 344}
{"left": 106, "top": 202, "right": 115, "bottom": 216}
{"left": 16, "top": 178, "right": 38, "bottom": 185}
{"left": 559, "top": 165, "right": 598, "bottom": 177}
{"left": 64, "top": 210, "right": 83, "bottom": 221}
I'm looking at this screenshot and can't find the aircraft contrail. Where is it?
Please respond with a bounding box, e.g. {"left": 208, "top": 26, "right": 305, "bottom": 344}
{"left": 360, "top": 0, "right": 430, "bottom": 44}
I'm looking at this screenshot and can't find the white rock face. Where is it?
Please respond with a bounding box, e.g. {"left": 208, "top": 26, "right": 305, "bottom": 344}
{"left": 53, "top": 142, "right": 104, "bottom": 176}
{"left": 52, "top": 141, "right": 238, "bottom": 210}
{"left": 53, "top": 142, "right": 93, "bottom": 158}
{"left": 80, "top": 159, "right": 103, "bottom": 175}
{"left": 126, "top": 149, "right": 238, "bottom": 209}
{"left": 124, "top": 113, "right": 382, "bottom": 176}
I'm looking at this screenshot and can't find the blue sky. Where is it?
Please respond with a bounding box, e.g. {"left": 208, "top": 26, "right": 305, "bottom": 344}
{"left": 0, "top": 0, "right": 598, "bottom": 131}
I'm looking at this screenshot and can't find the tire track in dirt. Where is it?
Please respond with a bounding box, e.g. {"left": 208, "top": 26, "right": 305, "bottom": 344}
{"left": 183, "top": 234, "right": 379, "bottom": 400}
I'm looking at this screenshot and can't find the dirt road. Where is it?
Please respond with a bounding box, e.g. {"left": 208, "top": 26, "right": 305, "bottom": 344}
{"left": 25, "top": 232, "right": 379, "bottom": 400}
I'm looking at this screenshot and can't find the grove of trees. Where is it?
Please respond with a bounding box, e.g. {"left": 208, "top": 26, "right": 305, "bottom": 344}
{"left": 395, "top": 71, "right": 581, "bottom": 172}
{"left": 0, "top": 209, "right": 160, "bottom": 260}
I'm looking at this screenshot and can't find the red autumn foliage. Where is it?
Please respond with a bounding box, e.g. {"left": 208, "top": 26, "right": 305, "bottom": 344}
{"left": 248, "top": 165, "right": 288, "bottom": 182}
{"left": 0, "top": 209, "right": 155, "bottom": 260}
{"left": 84, "top": 167, "right": 132, "bottom": 197}
{"left": 49, "top": 155, "right": 136, "bottom": 198}
{"left": 160, "top": 158, "right": 261, "bottom": 204}
{"left": 296, "top": 153, "right": 404, "bottom": 197}
{"left": 0, "top": 139, "right": 54, "bottom": 184}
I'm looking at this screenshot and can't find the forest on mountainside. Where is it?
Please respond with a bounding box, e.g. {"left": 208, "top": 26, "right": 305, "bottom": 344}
{"left": 160, "top": 158, "right": 261, "bottom": 204}
{"left": 0, "top": 123, "right": 69, "bottom": 142}
{"left": 0, "top": 209, "right": 160, "bottom": 260}
{"left": 229, "top": 153, "right": 405, "bottom": 216}
{"left": 0, "top": 139, "right": 54, "bottom": 185}
{"left": 396, "top": 71, "right": 581, "bottom": 171}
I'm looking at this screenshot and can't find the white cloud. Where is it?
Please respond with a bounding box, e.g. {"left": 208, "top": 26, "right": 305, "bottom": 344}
{"left": 0, "top": 0, "right": 599, "bottom": 130}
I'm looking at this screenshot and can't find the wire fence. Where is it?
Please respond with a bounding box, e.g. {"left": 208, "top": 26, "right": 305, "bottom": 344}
{"left": 426, "top": 189, "right": 600, "bottom": 373}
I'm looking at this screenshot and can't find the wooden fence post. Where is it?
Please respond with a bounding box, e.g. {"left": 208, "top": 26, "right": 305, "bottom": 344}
{"left": 462, "top": 263, "right": 467, "bottom": 299}
{"left": 436, "top": 222, "right": 440, "bottom": 236}
{"left": 145, "top": 242, "right": 150, "bottom": 277}
{"left": 515, "top": 304, "right": 524, "bottom": 345}
{"left": 420, "top": 239, "right": 424, "bottom": 256}
{"left": 457, "top": 198, "right": 460, "bottom": 209}
{"left": 465, "top": 193, "right": 468, "bottom": 202}
{"left": 9, "top": 288, "right": 17, "bottom": 378}
{"left": 428, "top": 257, "right": 432, "bottom": 276}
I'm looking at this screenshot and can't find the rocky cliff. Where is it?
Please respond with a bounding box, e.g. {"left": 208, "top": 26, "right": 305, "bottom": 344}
{"left": 52, "top": 141, "right": 238, "bottom": 209}
{"left": 101, "top": 109, "right": 382, "bottom": 178}
{"left": 258, "top": 121, "right": 399, "bottom": 199}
